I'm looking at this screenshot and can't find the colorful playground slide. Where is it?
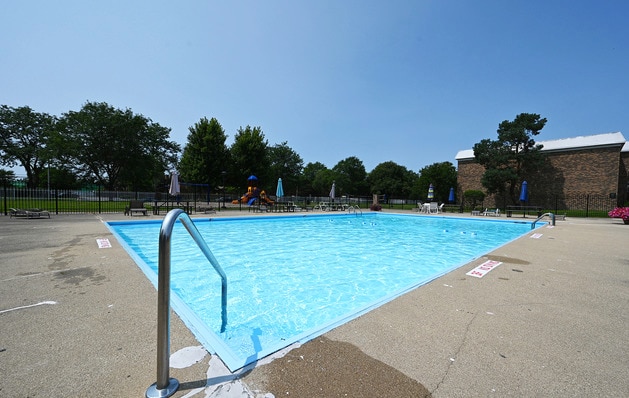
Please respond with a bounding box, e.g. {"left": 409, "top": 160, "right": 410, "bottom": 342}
{"left": 231, "top": 190, "right": 274, "bottom": 205}
{"left": 231, "top": 175, "right": 274, "bottom": 206}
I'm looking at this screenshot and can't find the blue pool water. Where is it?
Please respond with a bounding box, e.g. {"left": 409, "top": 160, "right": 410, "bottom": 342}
{"left": 108, "top": 213, "right": 537, "bottom": 370}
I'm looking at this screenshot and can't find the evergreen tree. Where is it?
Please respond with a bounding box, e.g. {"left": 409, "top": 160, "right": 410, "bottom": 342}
{"left": 179, "top": 117, "right": 229, "bottom": 191}
{"left": 473, "top": 113, "right": 547, "bottom": 204}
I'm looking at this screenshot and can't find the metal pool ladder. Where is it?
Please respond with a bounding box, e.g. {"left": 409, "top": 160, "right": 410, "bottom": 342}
{"left": 146, "top": 209, "right": 227, "bottom": 398}
{"left": 532, "top": 212, "right": 555, "bottom": 229}
{"left": 347, "top": 205, "right": 363, "bottom": 215}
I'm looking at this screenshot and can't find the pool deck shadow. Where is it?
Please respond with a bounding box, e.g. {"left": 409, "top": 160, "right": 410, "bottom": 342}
{"left": 1, "top": 210, "right": 628, "bottom": 397}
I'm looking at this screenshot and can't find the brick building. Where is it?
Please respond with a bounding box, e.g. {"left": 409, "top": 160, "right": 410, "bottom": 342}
{"left": 455, "top": 132, "right": 628, "bottom": 209}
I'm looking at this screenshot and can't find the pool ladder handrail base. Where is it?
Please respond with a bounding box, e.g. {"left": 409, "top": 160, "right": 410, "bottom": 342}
{"left": 146, "top": 378, "right": 179, "bottom": 398}
{"left": 146, "top": 209, "right": 227, "bottom": 398}
{"left": 532, "top": 212, "right": 555, "bottom": 229}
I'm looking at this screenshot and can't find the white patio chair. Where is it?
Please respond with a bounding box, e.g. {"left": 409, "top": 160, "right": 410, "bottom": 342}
{"left": 429, "top": 202, "right": 439, "bottom": 214}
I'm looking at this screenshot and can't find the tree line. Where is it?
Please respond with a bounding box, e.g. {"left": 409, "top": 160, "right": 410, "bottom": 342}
{"left": 1, "top": 101, "right": 546, "bottom": 205}
{"left": 0, "top": 102, "right": 178, "bottom": 192}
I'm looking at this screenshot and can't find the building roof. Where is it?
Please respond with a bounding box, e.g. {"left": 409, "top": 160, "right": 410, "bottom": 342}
{"left": 456, "top": 132, "right": 626, "bottom": 160}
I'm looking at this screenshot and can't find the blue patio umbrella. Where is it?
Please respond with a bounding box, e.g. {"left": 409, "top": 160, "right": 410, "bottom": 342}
{"left": 448, "top": 187, "right": 455, "bottom": 203}
{"left": 248, "top": 175, "right": 258, "bottom": 181}
{"left": 519, "top": 181, "right": 529, "bottom": 203}
{"left": 428, "top": 184, "right": 434, "bottom": 200}
{"left": 276, "top": 178, "right": 284, "bottom": 201}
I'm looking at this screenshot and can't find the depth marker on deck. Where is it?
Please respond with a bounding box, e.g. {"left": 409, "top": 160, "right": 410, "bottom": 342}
{"left": 466, "top": 260, "right": 503, "bottom": 278}
{"left": 97, "top": 238, "right": 112, "bottom": 248}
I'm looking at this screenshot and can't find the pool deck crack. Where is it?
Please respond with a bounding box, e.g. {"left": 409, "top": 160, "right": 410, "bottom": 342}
{"left": 432, "top": 311, "right": 478, "bottom": 396}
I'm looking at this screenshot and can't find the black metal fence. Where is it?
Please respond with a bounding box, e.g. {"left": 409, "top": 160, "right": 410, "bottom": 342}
{"left": 385, "top": 193, "right": 620, "bottom": 217}
{"left": 499, "top": 193, "right": 619, "bottom": 218}
{"left": 537, "top": 193, "right": 619, "bottom": 217}
{"left": 2, "top": 186, "right": 621, "bottom": 217}
{"left": 2, "top": 187, "right": 179, "bottom": 215}
{"left": 1, "top": 186, "right": 376, "bottom": 216}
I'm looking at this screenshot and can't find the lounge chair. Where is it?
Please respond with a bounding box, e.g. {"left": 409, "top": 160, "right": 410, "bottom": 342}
{"left": 198, "top": 206, "right": 216, "bottom": 214}
{"left": 10, "top": 208, "right": 51, "bottom": 219}
{"left": 255, "top": 204, "right": 269, "bottom": 213}
{"left": 9, "top": 208, "right": 28, "bottom": 218}
{"left": 29, "top": 208, "right": 51, "bottom": 218}
{"left": 483, "top": 208, "right": 500, "bottom": 216}
{"left": 313, "top": 202, "right": 326, "bottom": 211}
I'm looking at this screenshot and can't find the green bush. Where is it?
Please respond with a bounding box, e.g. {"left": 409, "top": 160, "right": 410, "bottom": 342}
{"left": 463, "top": 190, "right": 485, "bottom": 209}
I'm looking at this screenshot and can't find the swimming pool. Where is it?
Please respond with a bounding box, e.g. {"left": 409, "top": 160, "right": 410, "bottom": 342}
{"left": 108, "top": 213, "right": 538, "bottom": 371}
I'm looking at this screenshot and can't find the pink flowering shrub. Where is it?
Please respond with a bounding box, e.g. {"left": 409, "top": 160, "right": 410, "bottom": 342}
{"left": 608, "top": 207, "right": 629, "bottom": 220}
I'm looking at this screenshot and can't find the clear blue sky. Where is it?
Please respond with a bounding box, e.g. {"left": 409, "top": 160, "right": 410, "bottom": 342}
{"left": 2, "top": 1, "right": 627, "bottom": 176}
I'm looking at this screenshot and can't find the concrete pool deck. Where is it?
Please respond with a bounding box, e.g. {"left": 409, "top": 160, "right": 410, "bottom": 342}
{"left": 1, "top": 210, "right": 627, "bottom": 397}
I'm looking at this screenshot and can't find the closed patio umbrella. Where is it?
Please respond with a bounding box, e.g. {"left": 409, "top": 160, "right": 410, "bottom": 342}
{"left": 448, "top": 187, "right": 455, "bottom": 203}
{"left": 169, "top": 172, "right": 180, "bottom": 197}
{"left": 428, "top": 184, "right": 434, "bottom": 200}
{"left": 329, "top": 182, "right": 336, "bottom": 201}
{"left": 276, "top": 178, "right": 284, "bottom": 202}
{"left": 519, "top": 181, "right": 528, "bottom": 203}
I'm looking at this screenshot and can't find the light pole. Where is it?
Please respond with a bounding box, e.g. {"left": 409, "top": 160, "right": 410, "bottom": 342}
{"left": 47, "top": 162, "right": 50, "bottom": 201}
{"left": 221, "top": 171, "right": 227, "bottom": 209}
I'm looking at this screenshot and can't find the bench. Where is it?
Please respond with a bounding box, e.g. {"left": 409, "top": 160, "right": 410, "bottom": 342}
{"left": 506, "top": 205, "right": 542, "bottom": 218}
{"left": 442, "top": 204, "right": 463, "bottom": 213}
{"left": 126, "top": 200, "right": 148, "bottom": 216}
{"left": 151, "top": 201, "right": 192, "bottom": 215}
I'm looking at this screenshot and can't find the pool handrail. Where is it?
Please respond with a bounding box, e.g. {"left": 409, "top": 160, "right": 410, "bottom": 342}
{"left": 532, "top": 212, "right": 555, "bottom": 229}
{"left": 146, "top": 208, "right": 228, "bottom": 398}
{"left": 347, "top": 205, "right": 363, "bottom": 215}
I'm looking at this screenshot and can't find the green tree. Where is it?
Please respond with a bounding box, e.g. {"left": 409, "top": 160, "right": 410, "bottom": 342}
{"left": 312, "top": 168, "right": 336, "bottom": 197}
{"left": 473, "top": 113, "right": 547, "bottom": 204}
{"left": 0, "top": 105, "right": 57, "bottom": 188}
{"left": 368, "top": 161, "right": 418, "bottom": 199}
{"left": 417, "top": 162, "right": 457, "bottom": 202}
{"left": 178, "top": 117, "right": 229, "bottom": 191}
{"left": 463, "top": 189, "right": 485, "bottom": 210}
{"left": 31, "top": 164, "right": 81, "bottom": 190}
{"left": 0, "top": 169, "right": 16, "bottom": 184}
{"left": 229, "top": 125, "right": 270, "bottom": 191}
{"left": 268, "top": 142, "right": 303, "bottom": 196}
{"left": 332, "top": 156, "right": 368, "bottom": 196}
{"left": 300, "top": 161, "right": 328, "bottom": 196}
{"left": 59, "top": 101, "right": 180, "bottom": 190}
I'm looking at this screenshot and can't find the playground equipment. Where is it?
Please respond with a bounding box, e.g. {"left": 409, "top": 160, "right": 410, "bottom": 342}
{"left": 231, "top": 187, "right": 274, "bottom": 205}
{"left": 231, "top": 175, "right": 274, "bottom": 206}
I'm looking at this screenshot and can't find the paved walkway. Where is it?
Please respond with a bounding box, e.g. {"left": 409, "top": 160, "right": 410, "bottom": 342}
{"left": 1, "top": 211, "right": 627, "bottom": 397}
